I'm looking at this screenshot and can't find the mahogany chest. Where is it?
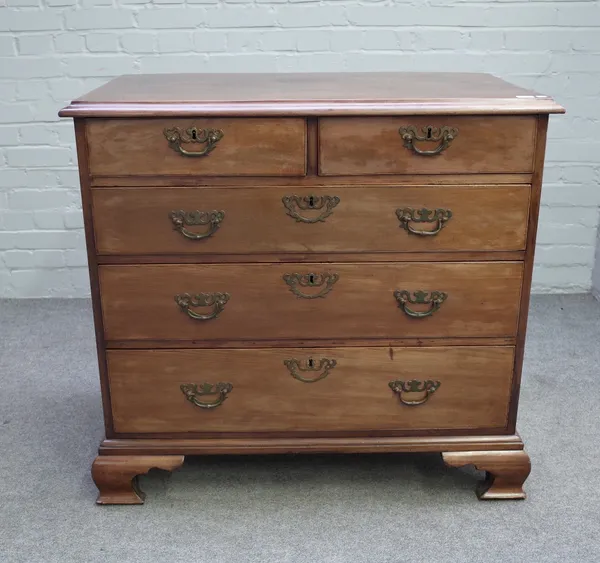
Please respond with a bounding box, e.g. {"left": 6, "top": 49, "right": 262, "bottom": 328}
{"left": 60, "top": 72, "right": 564, "bottom": 503}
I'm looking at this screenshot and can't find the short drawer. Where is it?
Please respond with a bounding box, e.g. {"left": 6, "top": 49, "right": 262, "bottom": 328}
{"left": 107, "top": 346, "right": 514, "bottom": 434}
{"left": 86, "top": 118, "right": 307, "bottom": 177}
{"left": 93, "top": 185, "right": 530, "bottom": 255}
{"left": 319, "top": 116, "right": 536, "bottom": 175}
{"left": 99, "top": 262, "right": 523, "bottom": 342}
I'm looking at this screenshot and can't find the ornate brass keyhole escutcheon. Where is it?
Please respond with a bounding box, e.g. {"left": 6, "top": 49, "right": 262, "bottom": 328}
{"left": 388, "top": 379, "right": 441, "bottom": 406}
{"left": 282, "top": 195, "right": 340, "bottom": 223}
{"left": 170, "top": 210, "right": 225, "bottom": 240}
{"left": 174, "top": 292, "right": 230, "bottom": 321}
{"left": 284, "top": 357, "right": 337, "bottom": 383}
{"left": 396, "top": 207, "right": 452, "bottom": 236}
{"left": 164, "top": 126, "right": 224, "bottom": 157}
{"left": 180, "top": 382, "right": 233, "bottom": 409}
{"left": 399, "top": 125, "right": 458, "bottom": 156}
{"left": 283, "top": 272, "right": 339, "bottom": 299}
{"left": 394, "top": 290, "right": 447, "bottom": 318}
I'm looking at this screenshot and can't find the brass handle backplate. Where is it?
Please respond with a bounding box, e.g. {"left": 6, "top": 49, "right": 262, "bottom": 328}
{"left": 394, "top": 290, "right": 447, "bottom": 318}
{"left": 399, "top": 125, "right": 458, "bottom": 156}
{"left": 282, "top": 195, "right": 340, "bottom": 223}
{"left": 284, "top": 357, "right": 337, "bottom": 383}
{"left": 396, "top": 207, "right": 453, "bottom": 236}
{"left": 181, "top": 382, "right": 233, "bottom": 409}
{"left": 164, "top": 126, "right": 224, "bottom": 157}
{"left": 389, "top": 379, "right": 441, "bottom": 406}
{"left": 283, "top": 272, "right": 339, "bottom": 299}
{"left": 170, "top": 210, "right": 225, "bottom": 240}
{"left": 175, "top": 292, "right": 230, "bottom": 320}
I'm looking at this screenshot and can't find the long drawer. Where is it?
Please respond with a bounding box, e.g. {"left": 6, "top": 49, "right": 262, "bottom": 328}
{"left": 108, "top": 346, "right": 514, "bottom": 434}
{"left": 86, "top": 118, "right": 307, "bottom": 177}
{"left": 319, "top": 116, "right": 536, "bottom": 175}
{"left": 92, "top": 185, "right": 530, "bottom": 255}
{"left": 99, "top": 262, "right": 523, "bottom": 342}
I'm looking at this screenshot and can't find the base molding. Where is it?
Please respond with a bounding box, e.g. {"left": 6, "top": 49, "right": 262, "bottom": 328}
{"left": 99, "top": 434, "right": 524, "bottom": 456}
{"left": 92, "top": 435, "right": 528, "bottom": 504}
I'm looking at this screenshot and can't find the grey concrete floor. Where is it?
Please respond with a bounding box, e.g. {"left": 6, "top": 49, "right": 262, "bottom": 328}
{"left": 0, "top": 295, "right": 599, "bottom": 563}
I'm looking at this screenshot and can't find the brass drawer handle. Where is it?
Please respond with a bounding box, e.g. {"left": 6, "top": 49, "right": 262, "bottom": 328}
{"left": 181, "top": 382, "right": 233, "bottom": 409}
{"left": 399, "top": 125, "right": 458, "bottom": 156}
{"left": 164, "top": 126, "right": 224, "bottom": 157}
{"left": 389, "top": 379, "right": 441, "bottom": 406}
{"left": 174, "top": 292, "right": 230, "bottom": 320}
{"left": 394, "top": 290, "right": 447, "bottom": 318}
{"left": 283, "top": 272, "right": 339, "bottom": 299}
{"left": 170, "top": 210, "right": 225, "bottom": 240}
{"left": 284, "top": 357, "right": 337, "bottom": 383}
{"left": 282, "top": 195, "right": 340, "bottom": 223}
{"left": 396, "top": 207, "right": 452, "bottom": 236}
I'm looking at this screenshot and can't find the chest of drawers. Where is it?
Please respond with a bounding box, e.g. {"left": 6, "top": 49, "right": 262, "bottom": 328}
{"left": 60, "top": 72, "right": 563, "bottom": 504}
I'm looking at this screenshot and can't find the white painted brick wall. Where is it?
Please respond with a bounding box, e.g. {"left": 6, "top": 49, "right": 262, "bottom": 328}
{"left": 0, "top": 0, "right": 599, "bottom": 297}
{"left": 594, "top": 229, "right": 600, "bottom": 300}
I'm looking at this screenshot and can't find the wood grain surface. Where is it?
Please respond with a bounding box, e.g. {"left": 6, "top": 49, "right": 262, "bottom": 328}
{"left": 92, "top": 185, "right": 530, "bottom": 255}
{"left": 443, "top": 449, "right": 531, "bottom": 499}
{"left": 508, "top": 114, "right": 550, "bottom": 433}
{"left": 99, "top": 434, "right": 525, "bottom": 455}
{"left": 87, "top": 118, "right": 306, "bottom": 177}
{"left": 98, "top": 262, "right": 523, "bottom": 342}
{"left": 59, "top": 72, "right": 565, "bottom": 117}
{"left": 91, "top": 455, "right": 184, "bottom": 504}
{"left": 58, "top": 71, "right": 563, "bottom": 503}
{"left": 107, "top": 346, "right": 514, "bottom": 433}
{"left": 319, "top": 116, "right": 536, "bottom": 175}
{"left": 91, "top": 173, "right": 534, "bottom": 188}
{"left": 96, "top": 252, "right": 525, "bottom": 266}
{"left": 73, "top": 120, "right": 116, "bottom": 437}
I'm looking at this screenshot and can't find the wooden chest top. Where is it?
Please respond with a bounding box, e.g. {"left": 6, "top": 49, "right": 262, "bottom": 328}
{"left": 59, "top": 72, "right": 564, "bottom": 117}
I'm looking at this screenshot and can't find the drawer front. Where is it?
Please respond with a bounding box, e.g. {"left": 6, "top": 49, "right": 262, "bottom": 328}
{"left": 99, "top": 262, "right": 523, "bottom": 342}
{"left": 93, "top": 185, "right": 530, "bottom": 255}
{"left": 319, "top": 116, "right": 536, "bottom": 175}
{"left": 107, "top": 346, "right": 514, "bottom": 433}
{"left": 87, "top": 118, "right": 307, "bottom": 177}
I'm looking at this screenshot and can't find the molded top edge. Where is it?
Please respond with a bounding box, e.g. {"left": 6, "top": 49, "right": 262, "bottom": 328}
{"left": 59, "top": 72, "right": 565, "bottom": 117}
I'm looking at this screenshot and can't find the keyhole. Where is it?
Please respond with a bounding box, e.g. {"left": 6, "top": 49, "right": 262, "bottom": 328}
{"left": 308, "top": 358, "right": 314, "bottom": 368}
{"left": 308, "top": 195, "right": 315, "bottom": 208}
{"left": 191, "top": 129, "right": 198, "bottom": 140}
{"left": 309, "top": 273, "right": 315, "bottom": 284}
{"left": 426, "top": 126, "right": 433, "bottom": 139}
